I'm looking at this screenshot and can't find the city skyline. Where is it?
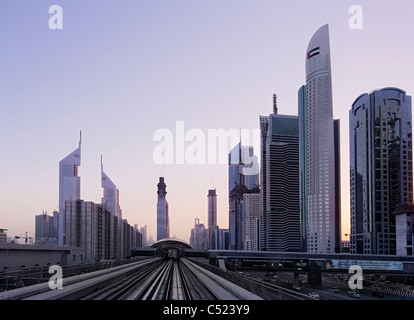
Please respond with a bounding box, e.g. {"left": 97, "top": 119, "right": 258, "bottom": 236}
{"left": 2, "top": 1, "right": 414, "bottom": 243}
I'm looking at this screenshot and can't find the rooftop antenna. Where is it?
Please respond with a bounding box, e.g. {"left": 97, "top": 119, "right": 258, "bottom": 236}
{"left": 273, "top": 93, "right": 278, "bottom": 114}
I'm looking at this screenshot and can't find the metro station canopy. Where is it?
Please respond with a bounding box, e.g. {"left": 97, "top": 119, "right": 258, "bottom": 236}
{"left": 151, "top": 238, "right": 192, "bottom": 250}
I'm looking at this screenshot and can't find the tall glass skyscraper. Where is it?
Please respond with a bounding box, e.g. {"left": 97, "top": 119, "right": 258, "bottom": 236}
{"left": 299, "top": 24, "right": 340, "bottom": 253}
{"left": 157, "top": 177, "right": 169, "bottom": 241}
{"left": 58, "top": 133, "right": 81, "bottom": 246}
{"left": 228, "top": 142, "right": 259, "bottom": 250}
{"left": 260, "top": 98, "right": 301, "bottom": 252}
{"left": 350, "top": 87, "right": 412, "bottom": 254}
{"left": 101, "top": 156, "right": 121, "bottom": 221}
{"left": 101, "top": 156, "right": 122, "bottom": 259}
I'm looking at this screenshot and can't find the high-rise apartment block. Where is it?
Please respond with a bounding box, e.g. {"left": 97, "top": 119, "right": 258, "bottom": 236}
{"left": 65, "top": 200, "right": 141, "bottom": 261}
{"left": 65, "top": 200, "right": 117, "bottom": 261}
{"left": 242, "top": 193, "right": 260, "bottom": 251}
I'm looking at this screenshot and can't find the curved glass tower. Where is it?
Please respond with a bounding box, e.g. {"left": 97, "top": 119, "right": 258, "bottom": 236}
{"left": 303, "top": 24, "right": 337, "bottom": 253}
{"left": 350, "top": 87, "right": 412, "bottom": 254}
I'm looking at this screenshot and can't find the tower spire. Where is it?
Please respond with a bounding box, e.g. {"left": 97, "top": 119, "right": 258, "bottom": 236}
{"left": 273, "top": 93, "right": 278, "bottom": 114}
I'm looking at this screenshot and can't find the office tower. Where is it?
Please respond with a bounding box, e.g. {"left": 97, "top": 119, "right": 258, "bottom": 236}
{"left": 101, "top": 156, "right": 122, "bottom": 258}
{"left": 349, "top": 87, "right": 413, "bottom": 254}
{"left": 58, "top": 133, "right": 81, "bottom": 246}
{"left": 207, "top": 189, "right": 217, "bottom": 249}
{"left": 139, "top": 225, "right": 148, "bottom": 247}
{"left": 101, "top": 156, "right": 121, "bottom": 220}
{"left": 242, "top": 193, "right": 261, "bottom": 251}
{"left": 229, "top": 143, "right": 259, "bottom": 250}
{"left": 35, "top": 211, "right": 58, "bottom": 245}
{"left": 132, "top": 225, "right": 143, "bottom": 248}
{"left": 299, "top": 24, "right": 339, "bottom": 253}
{"left": 260, "top": 97, "right": 301, "bottom": 251}
{"left": 259, "top": 115, "right": 269, "bottom": 250}
{"left": 190, "top": 218, "right": 208, "bottom": 250}
{"left": 157, "top": 177, "right": 169, "bottom": 240}
{"left": 213, "top": 227, "right": 229, "bottom": 250}
{"left": 298, "top": 86, "right": 307, "bottom": 251}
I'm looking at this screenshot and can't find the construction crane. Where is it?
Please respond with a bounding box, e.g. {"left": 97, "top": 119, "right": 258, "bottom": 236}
{"left": 15, "top": 231, "right": 34, "bottom": 244}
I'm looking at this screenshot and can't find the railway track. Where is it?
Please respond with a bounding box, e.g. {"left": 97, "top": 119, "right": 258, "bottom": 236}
{"left": 105, "top": 258, "right": 260, "bottom": 300}
{"left": 1, "top": 257, "right": 315, "bottom": 300}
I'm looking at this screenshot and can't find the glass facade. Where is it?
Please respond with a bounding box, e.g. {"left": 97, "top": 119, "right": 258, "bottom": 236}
{"left": 261, "top": 113, "right": 301, "bottom": 252}
{"left": 350, "top": 87, "right": 413, "bottom": 254}
{"left": 298, "top": 85, "right": 307, "bottom": 252}
{"left": 58, "top": 135, "right": 81, "bottom": 246}
{"left": 228, "top": 142, "right": 259, "bottom": 250}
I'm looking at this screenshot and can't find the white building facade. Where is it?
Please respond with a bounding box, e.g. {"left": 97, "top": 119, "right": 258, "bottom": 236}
{"left": 304, "top": 24, "right": 337, "bottom": 253}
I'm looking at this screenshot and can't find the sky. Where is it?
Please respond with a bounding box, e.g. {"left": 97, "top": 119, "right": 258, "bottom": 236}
{"left": 1, "top": 0, "right": 414, "bottom": 244}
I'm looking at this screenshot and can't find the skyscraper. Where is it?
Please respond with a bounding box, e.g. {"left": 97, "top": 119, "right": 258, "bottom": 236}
{"left": 299, "top": 24, "right": 339, "bottom": 253}
{"left": 101, "top": 156, "right": 122, "bottom": 258}
{"left": 333, "top": 119, "right": 342, "bottom": 254}
{"left": 65, "top": 200, "right": 100, "bottom": 260}
{"left": 65, "top": 199, "right": 135, "bottom": 261}
{"left": 101, "top": 156, "right": 121, "bottom": 220}
{"left": 228, "top": 142, "right": 259, "bottom": 250}
{"left": 349, "top": 87, "right": 413, "bottom": 254}
{"left": 58, "top": 133, "right": 81, "bottom": 246}
{"left": 157, "top": 177, "right": 169, "bottom": 241}
{"left": 260, "top": 96, "right": 301, "bottom": 252}
{"left": 35, "top": 211, "right": 58, "bottom": 245}
{"left": 298, "top": 86, "right": 307, "bottom": 251}
{"left": 189, "top": 218, "right": 207, "bottom": 250}
{"left": 242, "top": 193, "right": 261, "bottom": 251}
{"left": 259, "top": 115, "right": 269, "bottom": 250}
{"left": 207, "top": 189, "right": 217, "bottom": 249}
